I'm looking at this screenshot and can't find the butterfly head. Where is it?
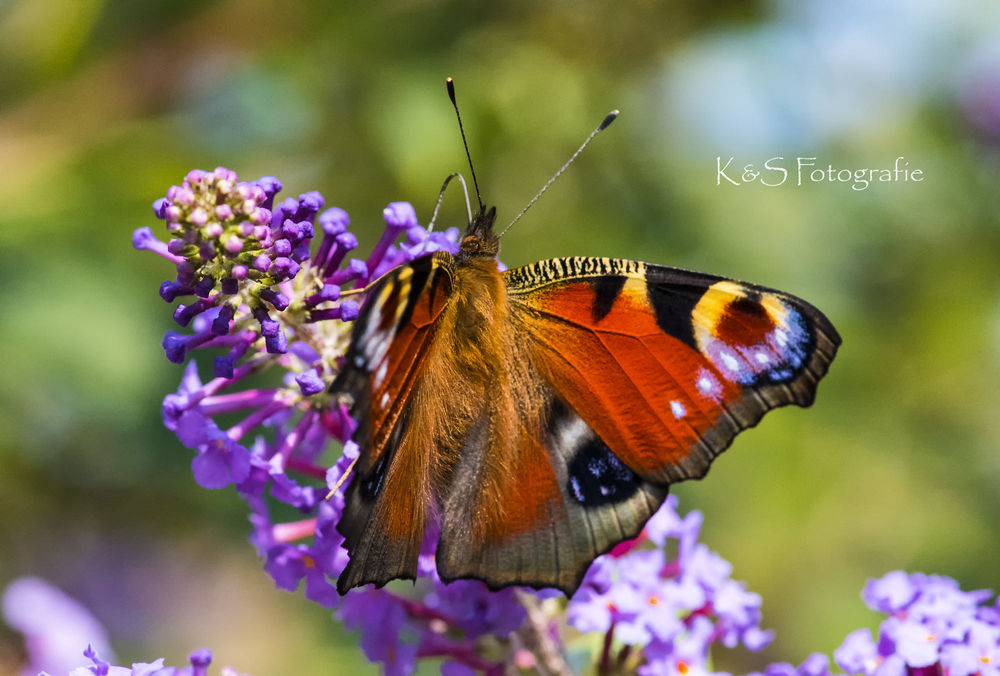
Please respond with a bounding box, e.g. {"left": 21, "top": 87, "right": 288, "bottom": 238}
{"left": 458, "top": 205, "right": 499, "bottom": 259}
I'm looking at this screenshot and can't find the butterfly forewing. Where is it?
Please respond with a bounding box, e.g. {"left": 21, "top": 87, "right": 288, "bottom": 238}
{"left": 332, "top": 251, "right": 455, "bottom": 593}
{"left": 505, "top": 256, "right": 840, "bottom": 486}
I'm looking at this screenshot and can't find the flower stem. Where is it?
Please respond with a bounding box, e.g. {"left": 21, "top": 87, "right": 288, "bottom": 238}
{"left": 515, "top": 591, "right": 573, "bottom": 676}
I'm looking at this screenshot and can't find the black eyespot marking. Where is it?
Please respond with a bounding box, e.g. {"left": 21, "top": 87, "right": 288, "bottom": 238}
{"left": 360, "top": 452, "right": 390, "bottom": 501}
{"left": 589, "top": 276, "right": 626, "bottom": 322}
{"left": 648, "top": 282, "right": 699, "bottom": 350}
{"left": 567, "top": 437, "right": 639, "bottom": 507}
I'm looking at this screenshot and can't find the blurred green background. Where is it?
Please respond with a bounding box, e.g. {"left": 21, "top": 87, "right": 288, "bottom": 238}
{"left": 1, "top": 0, "right": 999, "bottom": 673}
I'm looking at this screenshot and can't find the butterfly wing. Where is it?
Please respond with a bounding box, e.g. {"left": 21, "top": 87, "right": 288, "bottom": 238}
{"left": 435, "top": 392, "right": 669, "bottom": 592}
{"left": 437, "top": 256, "right": 838, "bottom": 594}
{"left": 331, "top": 251, "right": 455, "bottom": 593}
{"left": 506, "top": 257, "right": 840, "bottom": 485}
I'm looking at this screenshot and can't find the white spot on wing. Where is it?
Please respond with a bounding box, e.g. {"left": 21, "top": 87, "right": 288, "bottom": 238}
{"left": 696, "top": 369, "right": 723, "bottom": 401}
{"left": 380, "top": 392, "right": 389, "bottom": 408}
{"left": 670, "top": 400, "right": 686, "bottom": 419}
{"left": 364, "top": 332, "right": 391, "bottom": 371}
{"left": 374, "top": 360, "right": 388, "bottom": 389}
{"left": 554, "top": 413, "right": 591, "bottom": 457}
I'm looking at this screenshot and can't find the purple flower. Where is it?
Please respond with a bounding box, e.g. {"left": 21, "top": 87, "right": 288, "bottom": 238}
{"left": 340, "top": 590, "right": 418, "bottom": 676}
{"left": 639, "top": 616, "right": 718, "bottom": 676}
{"left": 566, "top": 560, "right": 619, "bottom": 634}
{"left": 798, "top": 652, "right": 834, "bottom": 676}
{"left": 835, "top": 628, "right": 881, "bottom": 675}
{"left": 750, "top": 654, "right": 833, "bottom": 676}
{"left": 173, "top": 411, "right": 251, "bottom": 489}
{"left": 422, "top": 579, "right": 526, "bottom": 641}
{"left": 863, "top": 570, "right": 918, "bottom": 613}
{"left": 294, "top": 369, "right": 325, "bottom": 396}
{"left": 2, "top": 577, "right": 113, "bottom": 676}
{"left": 66, "top": 645, "right": 237, "bottom": 676}
{"left": 567, "top": 498, "right": 771, "bottom": 674}
{"left": 831, "top": 571, "right": 1000, "bottom": 676}
{"left": 941, "top": 621, "right": 1000, "bottom": 676}
{"left": 883, "top": 616, "right": 942, "bottom": 667}
{"left": 3, "top": 579, "right": 246, "bottom": 676}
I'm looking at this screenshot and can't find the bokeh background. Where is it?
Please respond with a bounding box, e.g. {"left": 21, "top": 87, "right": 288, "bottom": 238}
{"left": 2, "top": 0, "right": 999, "bottom": 673}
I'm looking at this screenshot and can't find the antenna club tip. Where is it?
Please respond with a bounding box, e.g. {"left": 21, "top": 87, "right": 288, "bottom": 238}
{"left": 599, "top": 110, "right": 620, "bottom": 131}
{"left": 446, "top": 77, "right": 457, "bottom": 104}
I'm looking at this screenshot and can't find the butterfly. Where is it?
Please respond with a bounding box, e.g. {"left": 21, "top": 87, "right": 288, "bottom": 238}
{"left": 330, "top": 204, "right": 840, "bottom": 595}
{"left": 331, "top": 90, "right": 840, "bottom": 595}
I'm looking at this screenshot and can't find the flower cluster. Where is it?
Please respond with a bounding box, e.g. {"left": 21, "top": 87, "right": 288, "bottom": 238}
{"left": 567, "top": 495, "right": 772, "bottom": 676}
{"left": 140, "top": 167, "right": 459, "bottom": 496}
{"left": 67, "top": 646, "right": 240, "bottom": 676}
{"left": 335, "top": 524, "right": 530, "bottom": 675}
{"left": 8, "top": 570, "right": 999, "bottom": 675}
{"left": 832, "top": 571, "right": 999, "bottom": 676}
{"left": 745, "top": 571, "right": 1000, "bottom": 676}
{"left": 2, "top": 577, "right": 114, "bottom": 676}
{"left": 137, "top": 168, "right": 465, "bottom": 604}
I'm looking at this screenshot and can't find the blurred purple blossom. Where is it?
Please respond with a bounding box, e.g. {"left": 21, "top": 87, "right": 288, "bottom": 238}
{"left": 2, "top": 577, "right": 113, "bottom": 676}
{"left": 65, "top": 645, "right": 243, "bottom": 676}
{"left": 2, "top": 578, "right": 245, "bottom": 676}
{"left": 830, "top": 570, "right": 999, "bottom": 676}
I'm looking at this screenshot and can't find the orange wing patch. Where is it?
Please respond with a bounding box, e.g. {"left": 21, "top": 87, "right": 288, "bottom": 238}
{"left": 436, "top": 396, "right": 668, "bottom": 593}
{"left": 481, "top": 431, "right": 561, "bottom": 540}
{"left": 514, "top": 276, "right": 732, "bottom": 479}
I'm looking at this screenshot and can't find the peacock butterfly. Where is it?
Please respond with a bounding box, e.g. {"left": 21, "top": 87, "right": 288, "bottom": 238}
{"left": 330, "top": 81, "right": 840, "bottom": 595}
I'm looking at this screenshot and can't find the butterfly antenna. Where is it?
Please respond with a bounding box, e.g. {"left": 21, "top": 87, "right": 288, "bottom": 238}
{"left": 446, "top": 77, "right": 484, "bottom": 218}
{"left": 497, "top": 109, "right": 619, "bottom": 239}
{"left": 427, "top": 172, "right": 473, "bottom": 234}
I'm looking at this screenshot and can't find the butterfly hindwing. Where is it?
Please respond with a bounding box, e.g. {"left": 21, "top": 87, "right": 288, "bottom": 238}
{"left": 435, "top": 391, "right": 668, "bottom": 593}
{"left": 332, "top": 252, "right": 455, "bottom": 593}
